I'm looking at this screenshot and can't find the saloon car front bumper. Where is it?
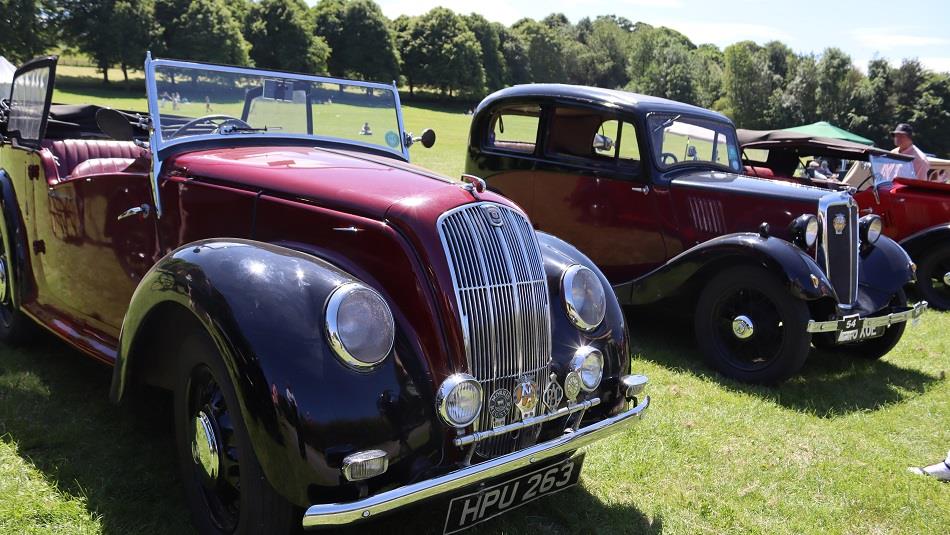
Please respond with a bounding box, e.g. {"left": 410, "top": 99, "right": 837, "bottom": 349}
{"left": 806, "top": 301, "right": 928, "bottom": 338}
{"left": 301, "top": 394, "right": 651, "bottom": 529}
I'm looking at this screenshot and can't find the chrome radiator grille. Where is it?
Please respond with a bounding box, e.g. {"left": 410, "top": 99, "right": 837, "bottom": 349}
{"left": 818, "top": 194, "right": 859, "bottom": 307}
{"left": 437, "top": 202, "right": 552, "bottom": 457}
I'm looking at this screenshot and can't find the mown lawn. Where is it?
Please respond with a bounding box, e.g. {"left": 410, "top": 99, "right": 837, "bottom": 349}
{"left": 0, "top": 69, "right": 946, "bottom": 534}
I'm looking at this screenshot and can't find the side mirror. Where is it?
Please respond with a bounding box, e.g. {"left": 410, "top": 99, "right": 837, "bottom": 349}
{"left": 96, "top": 108, "right": 135, "bottom": 141}
{"left": 419, "top": 128, "right": 436, "bottom": 148}
{"left": 592, "top": 133, "right": 613, "bottom": 152}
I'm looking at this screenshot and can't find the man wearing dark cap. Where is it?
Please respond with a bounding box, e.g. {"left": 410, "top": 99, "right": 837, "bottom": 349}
{"left": 891, "top": 123, "right": 931, "bottom": 180}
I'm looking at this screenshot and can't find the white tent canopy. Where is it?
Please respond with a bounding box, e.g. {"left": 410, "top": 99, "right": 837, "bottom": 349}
{"left": 0, "top": 56, "right": 15, "bottom": 99}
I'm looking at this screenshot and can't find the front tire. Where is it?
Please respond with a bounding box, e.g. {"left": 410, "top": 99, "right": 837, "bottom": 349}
{"left": 173, "top": 333, "right": 296, "bottom": 535}
{"left": 915, "top": 244, "right": 950, "bottom": 311}
{"left": 0, "top": 232, "right": 34, "bottom": 345}
{"left": 694, "top": 266, "right": 812, "bottom": 384}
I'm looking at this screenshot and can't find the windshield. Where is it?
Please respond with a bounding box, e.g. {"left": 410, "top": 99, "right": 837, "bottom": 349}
{"left": 648, "top": 114, "right": 742, "bottom": 172}
{"left": 870, "top": 153, "right": 916, "bottom": 184}
{"left": 147, "top": 59, "right": 405, "bottom": 157}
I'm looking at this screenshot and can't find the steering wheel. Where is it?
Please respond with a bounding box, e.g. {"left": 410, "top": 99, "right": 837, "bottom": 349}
{"left": 661, "top": 152, "right": 678, "bottom": 165}
{"left": 170, "top": 115, "right": 251, "bottom": 138}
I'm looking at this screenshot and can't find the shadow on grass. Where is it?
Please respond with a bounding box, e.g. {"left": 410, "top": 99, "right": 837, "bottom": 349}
{"left": 625, "top": 307, "right": 940, "bottom": 417}
{"left": 0, "top": 336, "right": 659, "bottom": 535}
{"left": 0, "top": 337, "right": 195, "bottom": 535}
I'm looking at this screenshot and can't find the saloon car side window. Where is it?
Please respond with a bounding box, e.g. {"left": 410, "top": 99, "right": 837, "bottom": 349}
{"left": 548, "top": 108, "right": 641, "bottom": 172}
{"left": 487, "top": 105, "right": 541, "bottom": 154}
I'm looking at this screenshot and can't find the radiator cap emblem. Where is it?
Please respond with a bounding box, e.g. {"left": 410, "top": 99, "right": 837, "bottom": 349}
{"left": 483, "top": 205, "right": 505, "bottom": 227}
{"left": 833, "top": 213, "right": 847, "bottom": 235}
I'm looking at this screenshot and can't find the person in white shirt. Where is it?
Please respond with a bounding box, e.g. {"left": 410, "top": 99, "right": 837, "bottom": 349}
{"left": 891, "top": 123, "right": 931, "bottom": 180}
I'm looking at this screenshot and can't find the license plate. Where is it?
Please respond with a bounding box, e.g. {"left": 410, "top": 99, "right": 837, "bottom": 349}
{"left": 443, "top": 454, "right": 584, "bottom": 534}
{"left": 836, "top": 314, "right": 885, "bottom": 342}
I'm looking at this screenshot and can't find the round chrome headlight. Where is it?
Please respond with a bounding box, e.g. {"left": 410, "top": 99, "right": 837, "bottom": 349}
{"left": 436, "top": 374, "right": 483, "bottom": 427}
{"left": 570, "top": 346, "right": 604, "bottom": 392}
{"left": 860, "top": 214, "right": 883, "bottom": 245}
{"left": 325, "top": 282, "right": 395, "bottom": 369}
{"left": 562, "top": 265, "right": 607, "bottom": 331}
{"left": 790, "top": 214, "right": 820, "bottom": 248}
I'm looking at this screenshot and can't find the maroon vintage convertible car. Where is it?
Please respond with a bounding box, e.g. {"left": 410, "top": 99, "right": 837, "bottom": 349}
{"left": 738, "top": 129, "right": 950, "bottom": 310}
{"left": 0, "top": 56, "right": 650, "bottom": 534}
{"left": 466, "top": 85, "right": 926, "bottom": 384}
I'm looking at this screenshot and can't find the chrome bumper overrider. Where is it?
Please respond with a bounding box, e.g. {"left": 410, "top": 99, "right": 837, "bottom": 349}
{"left": 301, "top": 395, "right": 650, "bottom": 529}
{"left": 806, "top": 301, "right": 928, "bottom": 333}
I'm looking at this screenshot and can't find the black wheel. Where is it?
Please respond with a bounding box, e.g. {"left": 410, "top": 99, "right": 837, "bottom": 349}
{"left": 694, "top": 266, "right": 812, "bottom": 384}
{"left": 915, "top": 244, "right": 950, "bottom": 311}
{"left": 0, "top": 231, "right": 34, "bottom": 344}
{"left": 174, "top": 333, "right": 296, "bottom": 534}
{"left": 838, "top": 289, "right": 908, "bottom": 360}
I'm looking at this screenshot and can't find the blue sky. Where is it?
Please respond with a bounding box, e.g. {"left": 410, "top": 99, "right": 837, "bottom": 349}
{"left": 351, "top": 0, "right": 950, "bottom": 73}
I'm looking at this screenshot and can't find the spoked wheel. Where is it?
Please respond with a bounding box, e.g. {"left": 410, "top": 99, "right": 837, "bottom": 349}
{"left": 174, "top": 333, "right": 296, "bottom": 535}
{"left": 695, "top": 266, "right": 812, "bottom": 384}
{"left": 916, "top": 244, "right": 950, "bottom": 311}
{"left": 0, "top": 231, "right": 34, "bottom": 344}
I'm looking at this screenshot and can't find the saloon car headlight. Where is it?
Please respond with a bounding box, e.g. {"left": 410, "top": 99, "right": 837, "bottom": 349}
{"left": 436, "top": 374, "right": 483, "bottom": 428}
{"left": 859, "top": 215, "right": 883, "bottom": 245}
{"left": 562, "top": 265, "right": 607, "bottom": 331}
{"left": 790, "top": 214, "right": 820, "bottom": 248}
{"left": 325, "top": 282, "right": 395, "bottom": 369}
{"left": 571, "top": 346, "right": 604, "bottom": 392}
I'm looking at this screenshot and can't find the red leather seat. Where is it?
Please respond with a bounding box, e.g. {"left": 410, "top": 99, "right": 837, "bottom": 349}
{"left": 744, "top": 165, "right": 775, "bottom": 178}
{"left": 69, "top": 158, "right": 139, "bottom": 177}
{"left": 41, "top": 139, "right": 146, "bottom": 179}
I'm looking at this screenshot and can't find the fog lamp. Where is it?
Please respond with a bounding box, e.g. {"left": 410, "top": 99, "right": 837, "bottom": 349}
{"left": 859, "top": 215, "right": 883, "bottom": 245}
{"left": 620, "top": 374, "right": 648, "bottom": 400}
{"left": 570, "top": 346, "right": 604, "bottom": 392}
{"left": 342, "top": 449, "right": 389, "bottom": 481}
{"left": 436, "top": 374, "right": 483, "bottom": 428}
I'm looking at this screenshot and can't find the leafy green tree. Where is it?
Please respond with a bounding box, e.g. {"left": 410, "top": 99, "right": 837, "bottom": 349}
{"left": 167, "top": 0, "right": 250, "bottom": 65}
{"left": 247, "top": 0, "right": 328, "bottom": 73}
{"left": 112, "top": 0, "right": 159, "bottom": 81}
{"left": 512, "top": 18, "right": 564, "bottom": 82}
{"left": 626, "top": 26, "right": 695, "bottom": 103}
{"left": 816, "top": 47, "right": 860, "bottom": 126}
{"left": 849, "top": 58, "right": 894, "bottom": 145}
{"left": 904, "top": 71, "right": 950, "bottom": 155}
{"left": 395, "top": 8, "right": 484, "bottom": 97}
{"left": 721, "top": 41, "right": 771, "bottom": 127}
{"left": 497, "top": 24, "right": 531, "bottom": 85}
{"left": 0, "top": 0, "right": 57, "bottom": 64}
{"left": 768, "top": 53, "right": 818, "bottom": 127}
{"left": 691, "top": 44, "right": 724, "bottom": 109}
{"left": 462, "top": 14, "right": 506, "bottom": 91}
{"left": 58, "top": 0, "right": 120, "bottom": 82}
{"left": 312, "top": 0, "right": 399, "bottom": 82}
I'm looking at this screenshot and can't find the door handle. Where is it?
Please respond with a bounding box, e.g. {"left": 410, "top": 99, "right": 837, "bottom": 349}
{"left": 117, "top": 204, "right": 151, "bottom": 221}
{"left": 630, "top": 185, "right": 650, "bottom": 195}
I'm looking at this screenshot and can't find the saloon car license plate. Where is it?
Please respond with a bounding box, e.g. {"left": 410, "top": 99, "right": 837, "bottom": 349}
{"left": 443, "top": 454, "right": 585, "bottom": 534}
{"left": 836, "top": 314, "right": 885, "bottom": 342}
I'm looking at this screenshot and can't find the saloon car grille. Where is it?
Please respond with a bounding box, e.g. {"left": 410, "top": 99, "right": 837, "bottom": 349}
{"left": 818, "top": 196, "right": 859, "bottom": 307}
{"left": 437, "top": 202, "right": 553, "bottom": 458}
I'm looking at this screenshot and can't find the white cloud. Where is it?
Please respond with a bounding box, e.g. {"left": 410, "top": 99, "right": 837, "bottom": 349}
{"left": 919, "top": 57, "right": 950, "bottom": 73}
{"left": 651, "top": 20, "right": 792, "bottom": 46}
{"left": 849, "top": 28, "right": 950, "bottom": 50}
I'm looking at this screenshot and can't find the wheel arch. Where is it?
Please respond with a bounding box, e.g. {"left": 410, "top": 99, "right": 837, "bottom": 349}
{"left": 899, "top": 223, "right": 950, "bottom": 259}
{"left": 0, "top": 168, "right": 34, "bottom": 308}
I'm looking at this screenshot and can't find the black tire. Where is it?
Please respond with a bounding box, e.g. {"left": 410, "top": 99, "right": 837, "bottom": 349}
{"left": 173, "top": 332, "right": 297, "bottom": 535}
{"left": 915, "top": 244, "right": 950, "bottom": 311}
{"left": 0, "top": 230, "right": 35, "bottom": 345}
{"left": 694, "top": 266, "right": 812, "bottom": 384}
{"left": 838, "top": 289, "right": 908, "bottom": 360}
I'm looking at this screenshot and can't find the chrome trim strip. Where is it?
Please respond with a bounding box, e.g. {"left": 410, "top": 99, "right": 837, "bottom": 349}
{"left": 454, "top": 397, "right": 601, "bottom": 447}
{"left": 806, "top": 301, "right": 928, "bottom": 333}
{"left": 301, "top": 395, "right": 650, "bottom": 529}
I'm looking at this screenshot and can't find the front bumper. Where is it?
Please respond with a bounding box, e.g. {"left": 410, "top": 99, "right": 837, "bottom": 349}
{"left": 301, "top": 395, "right": 651, "bottom": 529}
{"left": 806, "top": 301, "right": 928, "bottom": 334}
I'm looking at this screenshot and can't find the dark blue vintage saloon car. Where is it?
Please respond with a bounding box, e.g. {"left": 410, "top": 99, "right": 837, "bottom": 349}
{"left": 0, "top": 56, "right": 649, "bottom": 533}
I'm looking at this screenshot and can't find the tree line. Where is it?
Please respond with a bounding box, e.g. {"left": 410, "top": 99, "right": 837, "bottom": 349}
{"left": 2, "top": 0, "right": 949, "bottom": 154}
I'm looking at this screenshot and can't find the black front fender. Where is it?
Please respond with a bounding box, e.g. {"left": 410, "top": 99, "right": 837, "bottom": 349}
{"left": 856, "top": 235, "right": 916, "bottom": 312}
{"left": 613, "top": 233, "right": 837, "bottom": 306}
{"left": 111, "top": 239, "right": 436, "bottom": 507}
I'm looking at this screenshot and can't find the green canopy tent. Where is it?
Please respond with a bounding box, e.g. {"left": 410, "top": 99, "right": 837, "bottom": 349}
{"left": 782, "top": 121, "right": 874, "bottom": 145}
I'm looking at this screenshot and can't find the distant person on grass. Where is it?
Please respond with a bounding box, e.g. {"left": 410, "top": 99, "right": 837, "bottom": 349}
{"left": 891, "top": 123, "right": 930, "bottom": 180}
{"left": 909, "top": 450, "right": 950, "bottom": 482}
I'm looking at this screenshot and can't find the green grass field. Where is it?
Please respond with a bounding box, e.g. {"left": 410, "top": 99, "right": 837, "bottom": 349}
{"left": 0, "top": 67, "right": 947, "bottom": 534}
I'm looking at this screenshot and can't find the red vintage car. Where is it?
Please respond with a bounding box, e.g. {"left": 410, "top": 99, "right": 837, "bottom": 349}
{"left": 466, "top": 85, "right": 927, "bottom": 385}
{"left": 738, "top": 129, "right": 950, "bottom": 310}
{"left": 0, "top": 56, "right": 650, "bottom": 534}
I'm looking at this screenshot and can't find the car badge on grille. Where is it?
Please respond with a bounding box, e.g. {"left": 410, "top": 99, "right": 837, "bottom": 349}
{"left": 483, "top": 205, "right": 505, "bottom": 227}
{"left": 513, "top": 375, "right": 539, "bottom": 418}
{"left": 487, "top": 388, "right": 512, "bottom": 428}
{"left": 564, "top": 371, "right": 582, "bottom": 403}
{"left": 833, "top": 213, "right": 847, "bottom": 235}
{"left": 542, "top": 373, "right": 564, "bottom": 411}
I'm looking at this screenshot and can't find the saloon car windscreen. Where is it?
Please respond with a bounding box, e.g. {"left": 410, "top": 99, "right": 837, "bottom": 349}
{"left": 649, "top": 114, "right": 742, "bottom": 172}
{"left": 150, "top": 62, "right": 403, "bottom": 154}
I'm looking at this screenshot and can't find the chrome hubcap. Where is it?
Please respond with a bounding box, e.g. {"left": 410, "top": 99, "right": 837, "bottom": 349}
{"left": 732, "top": 315, "right": 754, "bottom": 339}
{"left": 943, "top": 272, "right": 950, "bottom": 286}
{"left": 192, "top": 410, "right": 220, "bottom": 481}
